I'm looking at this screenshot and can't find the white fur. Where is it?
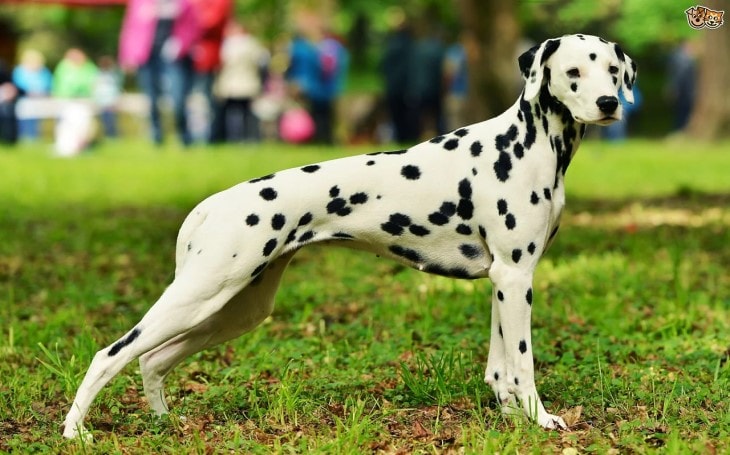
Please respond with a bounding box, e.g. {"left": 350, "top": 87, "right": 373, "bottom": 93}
{"left": 63, "top": 35, "right": 636, "bottom": 439}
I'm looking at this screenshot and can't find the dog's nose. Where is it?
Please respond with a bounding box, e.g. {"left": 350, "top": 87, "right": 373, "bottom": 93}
{"left": 596, "top": 96, "right": 619, "bottom": 115}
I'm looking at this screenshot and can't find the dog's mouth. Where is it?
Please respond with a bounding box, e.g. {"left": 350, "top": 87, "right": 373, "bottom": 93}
{"left": 574, "top": 115, "right": 618, "bottom": 126}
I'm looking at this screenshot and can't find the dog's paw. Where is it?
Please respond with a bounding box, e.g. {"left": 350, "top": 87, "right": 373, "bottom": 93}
{"left": 538, "top": 413, "right": 567, "bottom": 431}
{"left": 62, "top": 423, "right": 93, "bottom": 441}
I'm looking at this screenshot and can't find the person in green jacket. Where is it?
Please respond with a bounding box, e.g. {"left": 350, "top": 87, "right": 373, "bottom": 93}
{"left": 53, "top": 48, "right": 98, "bottom": 98}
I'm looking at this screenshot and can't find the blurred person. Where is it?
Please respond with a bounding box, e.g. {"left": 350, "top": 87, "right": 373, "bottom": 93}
{"left": 189, "top": 0, "right": 232, "bottom": 143}
{"left": 215, "top": 21, "right": 269, "bottom": 142}
{"left": 52, "top": 49, "right": 99, "bottom": 157}
{"left": 53, "top": 48, "right": 99, "bottom": 98}
{"left": 601, "top": 85, "right": 642, "bottom": 142}
{"left": 380, "top": 8, "right": 417, "bottom": 143}
{"left": 666, "top": 40, "right": 697, "bottom": 132}
{"left": 94, "top": 55, "right": 123, "bottom": 138}
{"left": 443, "top": 33, "right": 468, "bottom": 132}
{"left": 287, "top": 6, "right": 348, "bottom": 145}
{"left": 407, "top": 26, "right": 446, "bottom": 139}
{"left": 12, "top": 49, "right": 52, "bottom": 141}
{"left": 0, "top": 59, "right": 19, "bottom": 144}
{"left": 119, "top": 0, "right": 202, "bottom": 146}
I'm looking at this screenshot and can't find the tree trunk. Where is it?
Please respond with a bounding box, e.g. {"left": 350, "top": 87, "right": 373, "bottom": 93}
{"left": 456, "top": 0, "right": 520, "bottom": 123}
{"left": 686, "top": 0, "right": 730, "bottom": 140}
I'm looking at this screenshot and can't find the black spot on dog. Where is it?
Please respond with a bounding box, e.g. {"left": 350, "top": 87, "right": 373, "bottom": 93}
{"left": 251, "top": 261, "right": 268, "bottom": 277}
{"left": 260, "top": 187, "right": 277, "bottom": 201}
{"left": 512, "top": 249, "right": 522, "bottom": 263}
{"left": 518, "top": 110, "right": 524, "bottom": 122}
{"left": 454, "top": 128, "right": 469, "bottom": 137}
{"left": 459, "top": 244, "right": 482, "bottom": 259}
{"left": 232, "top": 253, "right": 237, "bottom": 258}
{"left": 336, "top": 207, "right": 352, "bottom": 217}
{"left": 381, "top": 222, "right": 404, "bottom": 236}
{"left": 385, "top": 149, "right": 408, "bottom": 155}
{"left": 457, "top": 199, "right": 474, "bottom": 220}
{"left": 519, "top": 340, "right": 527, "bottom": 354}
{"left": 271, "top": 214, "right": 286, "bottom": 230}
{"left": 494, "top": 371, "right": 500, "bottom": 380}
{"left": 530, "top": 192, "right": 540, "bottom": 205}
{"left": 513, "top": 143, "right": 524, "bottom": 159}
{"left": 298, "top": 212, "right": 313, "bottom": 226}
{"left": 505, "top": 214, "right": 516, "bottom": 230}
{"left": 329, "top": 186, "right": 340, "bottom": 197}
{"left": 429, "top": 135, "right": 446, "bottom": 144}
{"left": 187, "top": 242, "right": 192, "bottom": 251}
{"left": 478, "top": 225, "right": 487, "bottom": 239}
{"left": 543, "top": 188, "right": 552, "bottom": 200}
{"left": 246, "top": 214, "right": 260, "bottom": 226}
{"left": 542, "top": 115, "right": 549, "bottom": 135}
{"left": 443, "top": 138, "right": 459, "bottom": 150}
{"left": 409, "top": 224, "right": 431, "bottom": 236}
{"left": 285, "top": 229, "right": 298, "bottom": 244}
{"left": 497, "top": 290, "right": 504, "bottom": 301}
{"left": 470, "top": 141, "right": 483, "bottom": 157}
{"left": 389, "top": 245, "right": 422, "bottom": 263}
{"left": 540, "top": 38, "right": 561, "bottom": 65}
{"left": 350, "top": 192, "right": 368, "bottom": 204}
{"left": 456, "top": 224, "right": 472, "bottom": 235}
{"left": 428, "top": 212, "right": 449, "bottom": 226}
{"left": 401, "top": 165, "right": 421, "bottom": 180}
{"left": 108, "top": 328, "right": 141, "bottom": 357}
{"left": 327, "top": 198, "right": 347, "bottom": 214}
{"left": 366, "top": 160, "right": 375, "bottom": 166}
{"left": 250, "top": 173, "right": 275, "bottom": 183}
{"left": 589, "top": 52, "right": 596, "bottom": 61}
{"left": 495, "top": 125, "right": 518, "bottom": 151}
{"left": 497, "top": 199, "right": 508, "bottom": 215}
{"left": 448, "top": 267, "right": 473, "bottom": 279}
{"left": 263, "top": 239, "right": 278, "bottom": 257}
{"left": 458, "top": 179, "right": 472, "bottom": 199}
{"left": 301, "top": 165, "right": 320, "bottom": 173}
{"left": 439, "top": 202, "right": 457, "bottom": 216}
{"left": 424, "top": 263, "right": 449, "bottom": 277}
{"left": 332, "top": 232, "right": 354, "bottom": 239}
{"left": 298, "top": 231, "right": 315, "bottom": 243}
{"left": 526, "top": 288, "right": 533, "bottom": 305}
{"left": 472, "top": 168, "right": 478, "bottom": 176}
{"left": 494, "top": 152, "right": 513, "bottom": 182}
{"left": 570, "top": 82, "right": 578, "bottom": 92}
{"left": 390, "top": 213, "right": 411, "bottom": 226}
{"left": 514, "top": 377, "right": 520, "bottom": 386}
{"left": 527, "top": 242, "right": 536, "bottom": 254}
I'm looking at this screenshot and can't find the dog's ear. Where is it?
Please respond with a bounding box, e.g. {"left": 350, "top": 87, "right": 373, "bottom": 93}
{"left": 614, "top": 43, "right": 637, "bottom": 104}
{"left": 520, "top": 38, "right": 561, "bottom": 100}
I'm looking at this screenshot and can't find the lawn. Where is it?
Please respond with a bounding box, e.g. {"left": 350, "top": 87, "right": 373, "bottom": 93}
{"left": 1, "top": 139, "right": 729, "bottom": 453}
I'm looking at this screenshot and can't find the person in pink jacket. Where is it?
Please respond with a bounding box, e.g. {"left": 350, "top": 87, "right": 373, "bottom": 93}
{"left": 119, "top": 0, "right": 202, "bottom": 146}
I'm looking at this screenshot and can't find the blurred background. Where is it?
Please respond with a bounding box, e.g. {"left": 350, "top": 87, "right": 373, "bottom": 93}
{"left": 0, "top": 0, "right": 727, "bottom": 152}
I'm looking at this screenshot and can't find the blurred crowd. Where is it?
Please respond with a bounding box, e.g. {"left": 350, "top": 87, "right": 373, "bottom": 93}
{"left": 0, "top": 1, "right": 701, "bottom": 154}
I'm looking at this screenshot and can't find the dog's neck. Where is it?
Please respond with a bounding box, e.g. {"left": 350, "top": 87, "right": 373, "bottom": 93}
{"left": 516, "top": 85, "right": 586, "bottom": 186}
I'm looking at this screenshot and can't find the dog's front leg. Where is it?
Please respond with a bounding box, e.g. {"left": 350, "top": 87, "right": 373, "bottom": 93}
{"left": 484, "top": 288, "right": 519, "bottom": 415}
{"left": 488, "top": 263, "right": 566, "bottom": 430}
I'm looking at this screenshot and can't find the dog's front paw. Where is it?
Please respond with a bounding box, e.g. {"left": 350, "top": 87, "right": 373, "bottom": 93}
{"left": 62, "top": 423, "right": 93, "bottom": 441}
{"left": 538, "top": 413, "right": 567, "bottom": 430}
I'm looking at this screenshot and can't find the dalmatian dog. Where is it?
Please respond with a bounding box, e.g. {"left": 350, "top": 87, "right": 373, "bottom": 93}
{"left": 63, "top": 34, "right": 636, "bottom": 439}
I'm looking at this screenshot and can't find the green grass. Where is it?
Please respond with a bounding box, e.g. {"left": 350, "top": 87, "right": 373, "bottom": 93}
{"left": 1, "top": 139, "right": 729, "bottom": 453}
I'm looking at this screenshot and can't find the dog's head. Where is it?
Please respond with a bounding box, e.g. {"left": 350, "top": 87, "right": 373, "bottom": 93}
{"left": 519, "top": 34, "right": 637, "bottom": 125}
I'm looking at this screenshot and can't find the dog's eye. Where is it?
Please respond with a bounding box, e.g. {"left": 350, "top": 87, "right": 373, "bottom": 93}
{"left": 608, "top": 65, "right": 619, "bottom": 74}
{"left": 566, "top": 68, "right": 580, "bottom": 78}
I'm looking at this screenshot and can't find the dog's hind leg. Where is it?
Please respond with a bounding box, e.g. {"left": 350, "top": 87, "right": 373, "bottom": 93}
{"left": 139, "top": 253, "right": 295, "bottom": 416}
{"left": 62, "top": 272, "right": 250, "bottom": 439}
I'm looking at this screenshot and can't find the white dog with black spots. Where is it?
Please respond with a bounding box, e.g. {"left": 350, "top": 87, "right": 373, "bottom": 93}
{"left": 63, "top": 34, "right": 637, "bottom": 439}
